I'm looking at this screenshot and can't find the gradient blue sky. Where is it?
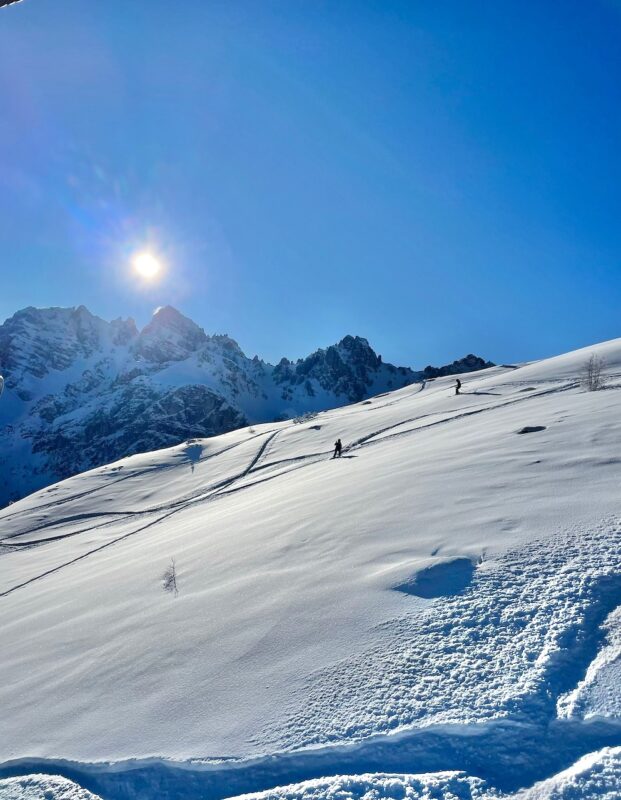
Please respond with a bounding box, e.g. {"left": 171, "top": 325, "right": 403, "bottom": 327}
{"left": 1, "top": 1, "right": 620, "bottom": 367}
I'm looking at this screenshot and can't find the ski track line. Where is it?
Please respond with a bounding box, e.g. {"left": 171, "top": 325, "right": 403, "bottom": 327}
{"left": 1, "top": 383, "right": 567, "bottom": 547}
{"left": 0, "top": 511, "right": 131, "bottom": 544}
{"left": 0, "top": 428, "right": 280, "bottom": 524}
{"left": 348, "top": 381, "right": 578, "bottom": 451}
{"left": 189, "top": 382, "right": 580, "bottom": 505}
{"left": 0, "top": 513, "right": 135, "bottom": 549}
{"left": 1, "top": 433, "right": 286, "bottom": 553}
{"left": 0, "top": 374, "right": 566, "bottom": 528}
{"left": 0, "top": 431, "right": 283, "bottom": 597}
{"left": 13, "top": 383, "right": 574, "bottom": 548}
{"left": 0, "top": 370, "right": 615, "bottom": 527}
{"left": 0, "top": 507, "right": 182, "bottom": 598}
{"left": 0, "top": 385, "right": 583, "bottom": 597}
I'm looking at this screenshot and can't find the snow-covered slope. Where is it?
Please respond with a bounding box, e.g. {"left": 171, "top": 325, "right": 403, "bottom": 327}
{"left": 1, "top": 338, "right": 620, "bottom": 799}
{"left": 0, "top": 305, "right": 491, "bottom": 506}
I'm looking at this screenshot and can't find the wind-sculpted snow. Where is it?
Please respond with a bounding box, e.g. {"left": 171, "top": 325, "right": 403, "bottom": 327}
{"left": 5, "top": 751, "right": 621, "bottom": 800}
{"left": 265, "top": 524, "right": 621, "bottom": 751}
{"left": 225, "top": 772, "right": 496, "bottom": 800}
{"left": 519, "top": 747, "right": 621, "bottom": 799}
{"left": 221, "top": 747, "right": 621, "bottom": 799}
{"left": 0, "top": 774, "right": 102, "bottom": 800}
{"left": 557, "top": 606, "right": 621, "bottom": 724}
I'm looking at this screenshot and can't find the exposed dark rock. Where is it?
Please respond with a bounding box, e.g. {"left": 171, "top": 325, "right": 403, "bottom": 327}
{"left": 423, "top": 354, "right": 494, "bottom": 380}
{"left": 517, "top": 426, "right": 547, "bottom": 434}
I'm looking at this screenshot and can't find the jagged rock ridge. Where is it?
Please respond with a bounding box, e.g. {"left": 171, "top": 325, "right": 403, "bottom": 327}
{"left": 0, "top": 305, "right": 493, "bottom": 505}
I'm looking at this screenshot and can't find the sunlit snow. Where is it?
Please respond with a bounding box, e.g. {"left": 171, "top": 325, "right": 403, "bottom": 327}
{"left": 1, "top": 339, "right": 621, "bottom": 798}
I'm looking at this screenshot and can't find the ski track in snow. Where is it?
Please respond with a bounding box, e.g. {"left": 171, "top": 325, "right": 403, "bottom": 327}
{"left": 0, "top": 378, "right": 587, "bottom": 553}
{"left": 0, "top": 383, "right": 562, "bottom": 593}
{"left": 0, "top": 430, "right": 283, "bottom": 596}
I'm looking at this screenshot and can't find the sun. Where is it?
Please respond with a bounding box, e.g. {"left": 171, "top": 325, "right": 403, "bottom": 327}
{"left": 132, "top": 252, "right": 162, "bottom": 280}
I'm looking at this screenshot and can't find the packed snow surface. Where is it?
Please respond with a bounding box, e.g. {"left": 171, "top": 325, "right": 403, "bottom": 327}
{"left": 2, "top": 338, "right": 621, "bottom": 798}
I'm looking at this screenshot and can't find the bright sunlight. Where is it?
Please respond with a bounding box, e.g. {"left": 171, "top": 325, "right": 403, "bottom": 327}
{"left": 132, "top": 251, "right": 162, "bottom": 280}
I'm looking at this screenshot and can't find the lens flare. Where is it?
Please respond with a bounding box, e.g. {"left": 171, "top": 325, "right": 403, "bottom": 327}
{"left": 133, "top": 252, "right": 162, "bottom": 280}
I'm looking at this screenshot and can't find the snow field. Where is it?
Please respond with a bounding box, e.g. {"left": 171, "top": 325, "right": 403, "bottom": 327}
{"left": 2, "top": 339, "right": 621, "bottom": 797}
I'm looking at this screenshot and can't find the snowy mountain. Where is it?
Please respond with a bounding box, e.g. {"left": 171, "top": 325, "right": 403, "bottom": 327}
{"left": 0, "top": 305, "right": 492, "bottom": 506}
{"left": 1, "top": 337, "right": 620, "bottom": 799}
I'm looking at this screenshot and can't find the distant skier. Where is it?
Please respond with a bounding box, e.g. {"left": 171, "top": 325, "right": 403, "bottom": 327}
{"left": 333, "top": 438, "right": 343, "bottom": 458}
{"left": 455, "top": 378, "right": 462, "bottom": 396}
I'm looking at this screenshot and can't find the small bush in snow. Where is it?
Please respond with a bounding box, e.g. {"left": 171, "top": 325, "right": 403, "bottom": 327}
{"left": 162, "top": 558, "right": 178, "bottom": 597}
{"left": 581, "top": 354, "right": 606, "bottom": 391}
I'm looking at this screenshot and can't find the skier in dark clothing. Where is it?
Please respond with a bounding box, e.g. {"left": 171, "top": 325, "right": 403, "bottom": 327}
{"left": 333, "top": 438, "right": 343, "bottom": 458}
{"left": 455, "top": 378, "right": 462, "bottom": 395}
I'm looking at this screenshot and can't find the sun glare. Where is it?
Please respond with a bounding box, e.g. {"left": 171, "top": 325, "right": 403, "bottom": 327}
{"left": 133, "top": 252, "right": 162, "bottom": 280}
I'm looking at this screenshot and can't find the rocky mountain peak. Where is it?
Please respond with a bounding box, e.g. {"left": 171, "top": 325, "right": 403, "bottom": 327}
{"left": 0, "top": 305, "right": 111, "bottom": 388}
{"left": 207, "top": 334, "right": 246, "bottom": 361}
{"left": 135, "top": 305, "right": 208, "bottom": 362}
{"left": 333, "top": 335, "right": 381, "bottom": 370}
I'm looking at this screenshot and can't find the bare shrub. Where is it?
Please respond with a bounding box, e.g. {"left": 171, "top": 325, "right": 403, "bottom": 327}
{"left": 581, "top": 354, "right": 606, "bottom": 392}
{"left": 162, "top": 558, "right": 178, "bottom": 597}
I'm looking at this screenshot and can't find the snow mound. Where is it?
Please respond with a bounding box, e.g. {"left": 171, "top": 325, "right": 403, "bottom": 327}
{"left": 519, "top": 747, "right": 621, "bottom": 799}
{"left": 557, "top": 606, "right": 621, "bottom": 723}
{"left": 265, "top": 523, "right": 621, "bottom": 750}
{"left": 226, "top": 772, "right": 495, "bottom": 800}
{"left": 224, "top": 750, "right": 621, "bottom": 800}
{"left": 0, "top": 775, "right": 102, "bottom": 800}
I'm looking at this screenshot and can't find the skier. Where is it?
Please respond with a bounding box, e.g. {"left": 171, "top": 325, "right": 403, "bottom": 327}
{"left": 455, "top": 378, "right": 461, "bottom": 396}
{"left": 333, "top": 438, "right": 343, "bottom": 458}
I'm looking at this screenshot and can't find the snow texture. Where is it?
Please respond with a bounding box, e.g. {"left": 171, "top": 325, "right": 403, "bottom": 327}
{"left": 225, "top": 772, "right": 495, "bottom": 800}
{"left": 1, "top": 337, "right": 621, "bottom": 798}
{"left": 0, "top": 774, "right": 102, "bottom": 800}
{"left": 518, "top": 747, "right": 621, "bottom": 799}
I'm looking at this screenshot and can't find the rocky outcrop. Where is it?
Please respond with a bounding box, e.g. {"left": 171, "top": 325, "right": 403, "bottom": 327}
{"left": 422, "top": 354, "right": 494, "bottom": 379}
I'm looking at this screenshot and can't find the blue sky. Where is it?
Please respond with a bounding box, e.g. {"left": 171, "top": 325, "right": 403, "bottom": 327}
{"left": 0, "top": 1, "right": 620, "bottom": 367}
